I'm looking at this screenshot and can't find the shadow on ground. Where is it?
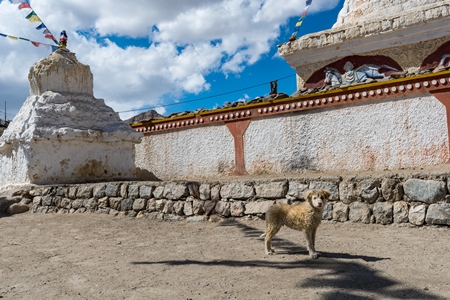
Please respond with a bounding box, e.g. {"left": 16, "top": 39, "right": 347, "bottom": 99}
{"left": 133, "top": 219, "right": 443, "bottom": 300}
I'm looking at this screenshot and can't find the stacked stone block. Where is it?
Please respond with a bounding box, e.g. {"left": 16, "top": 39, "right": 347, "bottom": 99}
{"left": 1, "top": 175, "right": 450, "bottom": 226}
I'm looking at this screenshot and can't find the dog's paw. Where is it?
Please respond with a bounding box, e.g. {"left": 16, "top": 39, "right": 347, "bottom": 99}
{"left": 310, "top": 252, "right": 319, "bottom": 259}
{"left": 266, "top": 250, "right": 275, "bottom": 255}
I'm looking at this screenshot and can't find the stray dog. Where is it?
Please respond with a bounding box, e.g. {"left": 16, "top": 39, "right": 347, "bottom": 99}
{"left": 262, "top": 189, "right": 330, "bottom": 259}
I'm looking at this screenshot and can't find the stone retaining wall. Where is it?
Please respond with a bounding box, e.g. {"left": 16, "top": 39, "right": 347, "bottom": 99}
{"left": 2, "top": 174, "right": 450, "bottom": 226}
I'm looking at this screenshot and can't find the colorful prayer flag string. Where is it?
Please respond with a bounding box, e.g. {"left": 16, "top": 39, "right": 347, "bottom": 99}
{"left": 289, "top": 0, "right": 312, "bottom": 42}
{"left": 10, "top": 0, "right": 59, "bottom": 45}
{"left": 0, "top": 31, "right": 58, "bottom": 52}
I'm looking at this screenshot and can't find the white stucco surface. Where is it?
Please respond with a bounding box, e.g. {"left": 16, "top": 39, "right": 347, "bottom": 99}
{"left": 244, "top": 94, "right": 448, "bottom": 174}
{"left": 135, "top": 125, "right": 235, "bottom": 180}
{"left": 134, "top": 94, "right": 449, "bottom": 179}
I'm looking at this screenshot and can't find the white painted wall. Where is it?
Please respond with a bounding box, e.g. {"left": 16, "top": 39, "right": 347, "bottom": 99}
{"left": 135, "top": 94, "right": 449, "bottom": 179}
{"left": 135, "top": 124, "right": 235, "bottom": 180}
{"left": 244, "top": 94, "right": 448, "bottom": 174}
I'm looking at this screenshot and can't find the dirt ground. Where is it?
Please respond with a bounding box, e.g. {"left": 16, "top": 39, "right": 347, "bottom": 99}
{"left": 1, "top": 213, "right": 450, "bottom": 300}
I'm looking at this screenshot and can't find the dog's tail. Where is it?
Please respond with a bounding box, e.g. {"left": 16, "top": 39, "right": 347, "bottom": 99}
{"left": 259, "top": 233, "right": 266, "bottom": 238}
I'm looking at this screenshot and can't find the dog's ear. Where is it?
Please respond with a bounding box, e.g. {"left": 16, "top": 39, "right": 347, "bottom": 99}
{"left": 304, "top": 190, "right": 313, "bottom": 201}
{"left": 321, "top": 189, "right": 331, "bottom": 200}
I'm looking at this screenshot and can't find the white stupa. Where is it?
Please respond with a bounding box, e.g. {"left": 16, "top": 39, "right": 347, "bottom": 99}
{"left": 0, "top": 49, "right": 142, "bottom": 187}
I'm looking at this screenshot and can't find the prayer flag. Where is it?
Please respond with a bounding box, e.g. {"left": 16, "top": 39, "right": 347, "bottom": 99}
{"left": 11, "top": 0, "right": 26, "bottom": 4}
{"left": 288, "top": 0, "right": 313, "bottom": 42}
{"left": 36, "top": 23, "right": 46, "bottom": 30}
{"left": 18, "top": 2, "right": 31, "bottom": 10}
{"left": 31, "top": 41, "right": 40, "bottom": 47}
{"left": 8, "top": 35, "right": 19, "bottom": 40}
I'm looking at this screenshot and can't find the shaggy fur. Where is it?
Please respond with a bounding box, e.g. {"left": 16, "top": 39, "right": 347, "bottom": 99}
{"left": 263, "top": 189, "right": 331, "bottom": 259}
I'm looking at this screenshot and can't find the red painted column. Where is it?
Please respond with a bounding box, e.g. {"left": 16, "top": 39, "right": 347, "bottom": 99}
{"left": 431, "top": 89, "right": 450, "bottom": 163}
{"left": 226, "top": 119, "right": 251, "bottom": 175}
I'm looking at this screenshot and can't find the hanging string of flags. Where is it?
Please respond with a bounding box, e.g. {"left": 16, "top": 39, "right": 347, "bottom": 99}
{"left": 0, "top": 0, "right": 60, "bottom": 51}
{"left": 289, "top": 0, "right": 313, "bottom": 42}
{"left": 0, "top": 32, "right": 59, "bottom": 51}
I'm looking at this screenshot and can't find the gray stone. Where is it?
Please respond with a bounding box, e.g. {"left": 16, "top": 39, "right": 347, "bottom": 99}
{"left": 153, "top": 186, "right": 165, "bottom": 199}
{"left": 339, "top": 180, "right": 358, "bottom": 204}
{"left": 146, "top": 212, "right": 164, "bottom": 220}
{"left": 93, "top": 184, "right": 106, "bottom": 199}
{"left": 120, "top": 198, "right": 133, "bottom": 211}
{"left": 139, "top": 185, "right": 153, "bottom": 199}
{"left": 349, "top": 202, "right": 371, "bottom": 223}
{"left": 128, "top": 211, "right": 137, "bottom": 218}
{"left": 133, "top": 198, "right": 147, "bottom": 211}
{"left": 68, "top": 187, "right": 78, "bottom": 199}
{"left": 146, "top": 199, "right": 157, "bottom": 212}
{"left": 204, "top": 200, "right": 216, "bottom": 215}
{"left": 0, "top": 196, "right": 21, "bottom": 214}
{"left": 187, "top": 216, "right": 207, "bottom": 222}
{"left": 7, "top": 203, "right": 29, "bottom": 215}
{"left": 41, "top": 196, "right": 53, "bottom": 206}
{"left": 76, "top": 186, "right": 93, "bottom": 199}
{"left": 105, "top": 184, "right": 119, "bottom": 197}
{"left": 164, "top": 214, "right": 184, "bottom": 221}
{"left": 409, "top": 204, "right": 427, "bottom": 226}
{"left": 184, "top": 202, "right": 194, "bottom": 216}
{"left": 381, "top": 178, "right": 400, "bottom": 201}
{"left": 128, "top": 185, "right": 140, "bottom": 199}
{"left": 83, "top": 198, "right": 98, "bottom": 210}
{"left": 109, "top": 197, "right": 122, "bottom": 210}
{"left": 373, "top": 202, "right": 393, "bottom": 225}
{"left": 71, "top": 199, "right": 83, "bottom": 210}
{"left": 255, "top": 181, "right": 288, "bottom": 199}
{"left": 97, "top": 208, "right": 110, "bottom": 214}
{"left": 20, "top": 197, "right": 33, "bottom": 205}
{"left": 426, "top": 204, "right": 450, "bottom": 225}
{"left": 310, "top": 181, "right": 339, "bottom": 201}
{"left": 333, "top": 202, "right": 349, "bottom": 222}
{"left": 322, "top": 202, "right": 333, "bottom": 220}
{"left": 76, "top": 207, "right": 86, "bottom": 213}
{"left": 287, "top": 181, "right": 309, "bottom": 200}
{"left": 215, "top": 201, "right": 231, "bottom": 217}
{"left": 163, "top": 183, "right": 188, "bottom": 200}
{"left": 52, "top": 196, "right": 62, "bottom": 207}
{"left": 244, "top": 200, "right": 275, "bottom": 215}
{"left": 32, "top": 196, "right": 42, "bottom": 206}
{"left": 55, "top": 187, "right": 67, "bottom": 197}
{"left": 360, "top": 180, "right": 380, "bottom": 204}
{"left": 220, "top": 183, "right": 255, "bottom": 200}
{"left": 35, "top": 206, "right": 48, "bottom": 213}
{"left": 173, "top": 201, "right": 185, "bottom": 215}
{"left": 403, "top": 179, "right": 446, "bottom": 204}
{"left": 199, "top": 183, "right": 211, "bottom": 200}
{"left": 187, "top": 182, "right": 200, "bottom": 198}
{"left": 210, "top": 185, "right": 221, "bottom": 201}
{"left": 230, "top": 201, "right": 245, "bottom": 217}
{"left": 155, "top": 199, "right": 166, "bottom": 211}
{"left": 163, "top": 200, "right": 174, "bottom": 214}
{"left": 60, "top": 198, "right": 71, "bottom": 209}
{"left": 98, "top": 197, "right": 109, "bottom": 209}
{"left": 393, "top": 201, "right": 409, "bottom": 223}
{"left": 120, "top": 183, "right": 128, "bottom": 198}
{"left": 193, "top": 200, "right": 205, "bottom": 215}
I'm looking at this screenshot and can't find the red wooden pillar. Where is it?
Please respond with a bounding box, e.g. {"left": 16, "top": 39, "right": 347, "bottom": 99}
{"left": 431, "top": 89, "right": 450, "bottom": 163}
{"left": 226, "top": 119, "right": 250, "bottom": 175}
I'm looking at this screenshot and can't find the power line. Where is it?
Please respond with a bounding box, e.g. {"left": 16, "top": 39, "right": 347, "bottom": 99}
{"left": 118, "top": 73, "right": 295, "bottom": 114}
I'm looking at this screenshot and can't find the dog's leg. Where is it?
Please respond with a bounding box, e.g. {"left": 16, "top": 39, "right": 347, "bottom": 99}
{"left": 265, "top": 226, "right": 280, "bottom": 255}
{"left": 304, "top": 230, "right": 319, "bottom": 259}
{"left": 311, "top": 227, "right": 321, "bottom": 257}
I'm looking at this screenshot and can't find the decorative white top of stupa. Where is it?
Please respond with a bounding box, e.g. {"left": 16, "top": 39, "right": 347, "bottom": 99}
{"left": 1, "top": 49, "right": 141, "bottom": 145}
{"left": 334, "top": 0, "right": 447, "bottom": 27}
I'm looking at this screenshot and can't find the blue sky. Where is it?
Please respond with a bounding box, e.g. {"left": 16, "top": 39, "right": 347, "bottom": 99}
{"left": 0, "top": 0, "right": 344, "bottom": 121}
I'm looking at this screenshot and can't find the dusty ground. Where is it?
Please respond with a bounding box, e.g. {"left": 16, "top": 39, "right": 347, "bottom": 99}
{"left": 1, "top": 213, "right": 450, "bottom": 300}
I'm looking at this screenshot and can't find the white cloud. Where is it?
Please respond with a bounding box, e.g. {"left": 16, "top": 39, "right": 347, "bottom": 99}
{"left": 0, "top": 0, "right": 341, "bottom": 121}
